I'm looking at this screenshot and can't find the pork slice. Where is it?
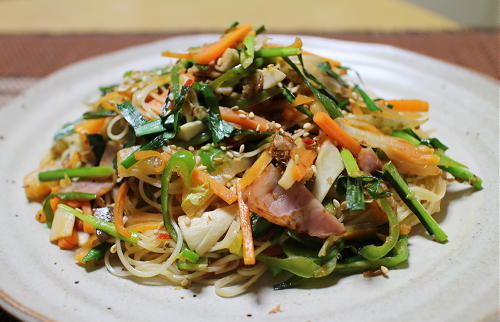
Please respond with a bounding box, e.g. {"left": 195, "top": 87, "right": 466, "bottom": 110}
{"left": 59, "top": 181, "right": 114, "bottom": 196}
{"left": 244, "top": 164, "right": 345, "bottom": 238}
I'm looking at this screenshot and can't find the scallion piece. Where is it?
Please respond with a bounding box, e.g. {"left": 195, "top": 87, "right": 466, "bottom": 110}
{"left": 42, "top": 192, "right": 96, "bottom": 228}
{"left": 58, "top": 204, "right": 139, "bottom": 244}
{"left": 340, "top": 148, "right": 364, "bottom": 177}
{"left": 439, "top": 166, "right": 483, "bottom": 190}
{"left": 38, "top": 166, "right": 114, "bottom": 182}
{"left": 383, "top": 162, "right": 448, "bottom": 243}
{"left": 353, "top": 85, "right": 382, "bottom": 112}
{"left": 224, "top": 86, "right": 282, "bottom": 110}
{"left": 210, "top": 58, "right": 264, "bottom": 89}
{"left": 117, "top": 101, "right": 146, "bottom": 131}
{"left": 82, "top": 110, "right": 117, "bottom": 119}
{"left": 82, "top": 242, "right": 112, "bottom": 262}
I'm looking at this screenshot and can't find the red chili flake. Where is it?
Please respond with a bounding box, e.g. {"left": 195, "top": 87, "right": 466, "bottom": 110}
{"left": 183, "top": 79, "right": 194, "bottom": 87}
{"left": 157, "top": 233, "right": 172, "bottom": 240}
{"left": 302, "top": 137, "right": 314, "bottom": 145}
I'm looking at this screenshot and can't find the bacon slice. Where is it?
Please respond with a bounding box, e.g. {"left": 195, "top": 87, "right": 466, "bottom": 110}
{"left": 59, "top": 181, "right": 114, "bottom": 196}
{"left": 357, "top": 148, "right": 382, "bottom": 173}
{"left": 243, "top": 164, "right": 345, "bottom": 238}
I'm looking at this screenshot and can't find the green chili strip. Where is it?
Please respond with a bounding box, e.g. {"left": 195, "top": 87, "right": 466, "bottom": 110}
{"left": 38, "top": 166, "right": 114, "bottom": 182}
{"left": 210, "top": 58, "right": 264, "bottom": 89}
{"left": 335, "top": 236, "right": 409, "bottom": 275}
{"left": 42, "top": 192, "right": 96, "bottom": 228}
{"left": 82, "top": 242, "right": 112, "bottom": 262}
{"left": 160, "top": 150, "right": 199, "bottom": 263}
{"left": 255, "top": 47, "right": 301, "bottom": 57}
{"left": 58, "top": 204, "right": 139, "bottom": 243}
{"left": 283, "top": 56, "right": 342, "bottom": 118}
{"left": 353, "top": 85, "right": 382, "bottom": 112}
{"left": 383, "top": 162, "right": 448, "bottom": 243}
{"left": 359, "top": 198, "right": 400, "bottom": 260}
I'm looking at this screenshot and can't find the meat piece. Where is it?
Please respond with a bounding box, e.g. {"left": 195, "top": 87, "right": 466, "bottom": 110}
{"left": 357, "top": 148, "right": 382, "bottom": 173}
{"left": 99, "top": 141, "right": 120, "bottom": 167}
{"left": 244, "top": 164, "right": 345, "bottom": 238}
{"left": 59, "top": 181, "right": 114, "bottom": 196}
{"left": 269, "top": 133, "right": 295, "bottom": 167}
{"left": 242, "top": 71, "right": 263, "bottom": 98}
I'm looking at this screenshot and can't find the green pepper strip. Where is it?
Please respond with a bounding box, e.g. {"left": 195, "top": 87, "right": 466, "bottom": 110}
{"left": 38, "top": 166, "right": 114, "bottom": 182}
{"left": 43, "top": 192, "right": 96, "bottom": 228}
{"left": 83, "top": 242, "right": 112, "bottom": 262}
{"left": 160, "top": 150, "right": 199, "bottom": 263}
{"left": 210, "top": 58, "right": 264, "bottom": 89}
{"left": 335, "top": 236, "right": 409, "bottom": 275}
{"left": 359, "top": 198, "right": 400, "bottom": 260}
{"left": 255, "top": 47, "right": 301, "bottom": 57}
{"left": 58, "top": 204, "right": 139, "bottom": 244}
{"left": 383, "top": 162, "right": 448, "bottom": 243}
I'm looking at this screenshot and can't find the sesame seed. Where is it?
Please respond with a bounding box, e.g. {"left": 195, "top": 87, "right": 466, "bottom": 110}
{"left": 198, "top": 165, "right": 207, "bottom": 171}
{"left": 239, "top": 113, "right": 247, "bottom": 119}
{"left": 201, "top": 145, "right": 210, "bottom": 150}
{"left": 303, "top": 122, "right": 311, "bottom": 129}
{"left": 110, "top": 244, "right": 117, "bottom": 254}
{"left": 231, "top": 106, "right": 239, "bottom": 111}
{"left": 333, "top": 199, "right": 341, "bottom": 208}
{"left": 226, "top": 151, "right": 234, "bottom": 158}
{"left": 239, "top": 145, "right": 245, "bottom": 153}
{"left": 248, "top": 112, "right": 255, "bottom": 119}
{"left": 380, "top": 266, "right": 389, "bottom": 277}
{"left": 188, "top": 146, "right": 195, "bottom": 151}
{"left": 220, "top": 146, "right": 227, "bottom": 151}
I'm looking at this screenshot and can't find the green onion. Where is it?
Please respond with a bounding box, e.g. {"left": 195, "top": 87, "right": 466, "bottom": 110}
{"left": 255, "top": 25, "right": 266, "bottom": 35}
{"left": 255, "top": 47, "right": 301, "bottom": 57}
{"left": 99, "top": 84, "right": 118, "bottom": 96}
{"left": 383, "top": 162, "right": 448, "bottom": 243}
{"left": 82, "top": 242, "right": 112, "bottom": 263}
{"left": 38, "top": 166, "right": 114, "bottom": 182}
{"left": 223, "top": 86, "right": 282, "bottom": 110}
{"left": 177, "top": 257, "right": 208, "bottom": 271}
{"left": 83, "top": 110, "right": 117, "bottom": 119}
{"left": 359, "top": 198, "right": 400, "bottom": 260}
{"left": 391, "top": 130, "right": 421, "bottom": 146}
{"left": 58, "top": 204, "right": 139, "bottom": 244}
{"left": 353, "top": 85, "right": 382, "bottom": 112}
{"left": 42, "top": 192, "right": 96, "bottom": 228}
{"left": 283, "top": 56, "right": 342, "bottom": 118}
{"left": 135, "top": 119, "right": 164, "bottom": 136}
{"left": 439, "top": 166, "right": 483, "bottom": 190}
{"left": 295, "top": 105, "right": 314, "bottom": 117}
{"left": 346, "top": 178, "right": 365, "bottom": 210}
{"left": 340, "top": 149, "right": 364, "bottom": 177}
{"left": 317, "top": 61, "right": 348, "bottom": 87}
{"left": 160, "top": 150, "right": 199, "bottom": 263}
{"left": 240, "top": 35, "right": 255, "bottom": 68}
{"left": 120, "top": 133, "right": 167, "bottom": 169}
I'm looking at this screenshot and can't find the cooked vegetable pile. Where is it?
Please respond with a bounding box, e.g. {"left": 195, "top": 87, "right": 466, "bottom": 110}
{"left": 24, "top": 23, "right": 482, "bottom": 297}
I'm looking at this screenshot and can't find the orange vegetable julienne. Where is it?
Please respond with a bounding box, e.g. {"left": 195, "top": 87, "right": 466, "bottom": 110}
{"left": 290, "top": 147, "right": 317, "bottom": 181}
{"left": 58, "top": 227, "right": 79, "bottom": 250}
{"left": 135, "top": 150, "right": 167, "bottom": 173}
{"left": 114, "top": 181, "right": 132, "bottom": 238}
{"left": 74, "top": 234, "right": 99, "bottom": 263}
{"left": 239, "top": 151, "right": 272, "bottom": 189}
{"left": 161, "top": 51, "right": 193, "bottom": 60}
{"left": 75, "top": 118, "right": 106, "bottom": 135}
{"left": 292, "top": 94, "right": 315, "bottom": 106}
{"left": 313, "top": 112, "right": 362, "bottom": 157}
{"left": 192, "top": 24, "right": 252, "bottom": 64}
{"left": 192, "top": 169, "right": 237, "bottom": 204}
{"left": 81, "top": 201, "right": 96, "bottom": 234}
{"left": 387, "top": 100, "right": 429, "bottom": 112}
{"left": 236, "top": 181, "right": 255, "bottom": 265}
{"left": 219, "top": 106, "right": 270, "bottom": 131}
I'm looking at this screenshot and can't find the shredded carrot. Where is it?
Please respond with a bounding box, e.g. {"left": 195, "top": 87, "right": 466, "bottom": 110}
{"left": 313, "top": 112, "right": 362, "bottom": 157}
{"left": 157, "top": 232, "right": 172, "bottom": 240}
{"left": 161, "top": 51, "right": 193, "bottom": 60}
{"left": 127, "top": 223, "right": 161, "bottom": 232}
{"left": 58, "top": 227, "right": 79, "bottom": 250}
{"left": 236, "top": 181, "right": 255, "bottom": 265}
{"left": 75, "top": 118, "right": 106, "bottom": 135}
{"left": 387, "top": 100, "right": 429, "bottom": 112}
{"left": 192, "top": 24, "right": 252, "bottom": 64}
{"left": 292, "top": 94, "right": 315, "bottom": 106}
{"left": 219, "top": 106, "right": 270, "bottom": 131}
{"left": 240, "top": 151, "right": 272, "bottom": 189}
{"left": 113, "top": 181, "right": 131, "bottom": 238}
{"left": 290, "top": 147, "right": 317, "bottom": 181}
{"left": 192, "top": 169, "right": 237, "bottom": 204}
{"left": 400, "top": 223, "right": 412, "bottom": 235}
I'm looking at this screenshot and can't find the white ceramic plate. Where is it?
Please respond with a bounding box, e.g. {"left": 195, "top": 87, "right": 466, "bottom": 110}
{"left": 0, "top": 35, "right": 498, "bottom": 322}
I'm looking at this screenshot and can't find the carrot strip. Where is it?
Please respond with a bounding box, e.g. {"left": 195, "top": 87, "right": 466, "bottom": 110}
{"left": 113, "top": 181, "right": 131, "bottom": 238}
{"left": 75, "top": 118, "right": 106, "bottom": 135}
{"left": 293, "top": 94, "right": 315, "bottom": 106}
{"left": 236, "top": 181, "right": 255, "bottom": 265}
{"left": 290, "top": 147, "right": 317, "bottom": 181}
{"left": 81, "top": 201, "right": 96, "bottom": 234}
{"left": 193, "top": 24, "right": 252, "bottom": 64}
{"left": 313, "top": 112, "right": 362, "bottom": 157}
{"left": 192, "top": 169, "right": 237, "bottom": 204}
{"left": 219, "top": 107, "right": 270, "bottom": 131}
{"left": 387, "top": 100, "right": 429, "bottom": 112}
{"left": 58, "top": 227, "right": 79, "bottom": 250}
{"left": 161, "top": 51, "right": 193, "bottom": 60}
{"left": 240, "top": 151, "right": 272, "bottom": 189}
{"left": 400, "top": 224, "right": 412, "bottom": 235}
